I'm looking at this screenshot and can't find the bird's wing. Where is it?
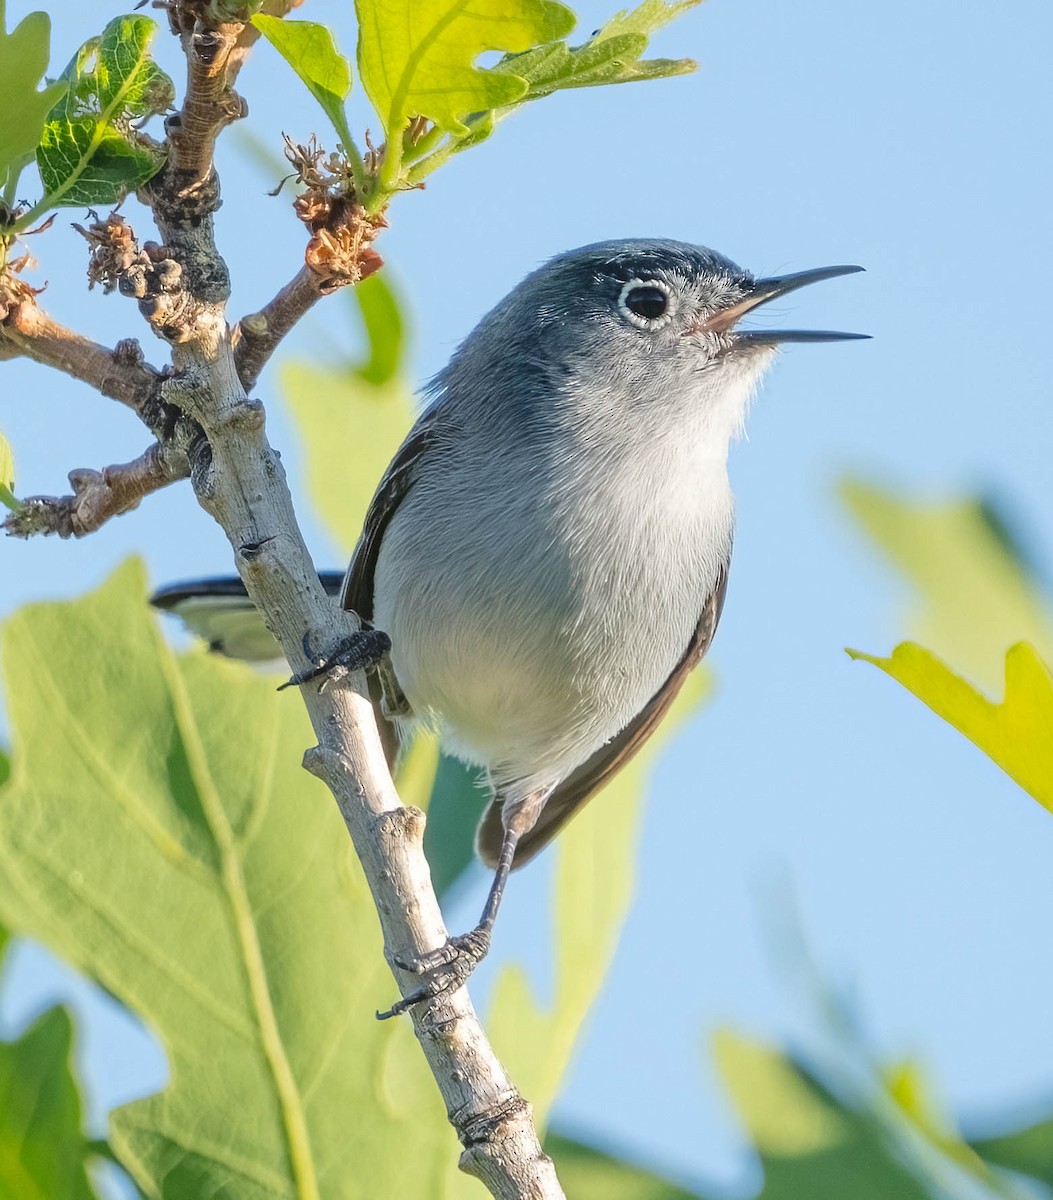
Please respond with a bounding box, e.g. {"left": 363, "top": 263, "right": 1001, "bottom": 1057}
{"left": 151, "top": 572, "right": 345, "bottom": 661}
{"left": 475, "top": 560, "right": 731, "bottom": 870}
{"left": 339, "top": 415, "right": 439, "bottom": 621}
{"left": 339, "top": 411, "right": 442, "bottom": 769}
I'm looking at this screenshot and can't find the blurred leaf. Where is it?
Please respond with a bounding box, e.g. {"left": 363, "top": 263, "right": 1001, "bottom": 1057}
{"left": 251, "top": 16, "right": 355, "bottom": 150}
{"left": 0, "top": 1007, "right": 99, "bottom": 1199}
{"left": 281, "top": 284, "right": 416, "bottom": 557}
{"left": 494, "top": 0, "right": 699, "bottom": 100}
{"left": 355, "top": 0, "right": 576, "bottom": 138}
{"left": 714, "top": 1031, "right": 937, "bottom": 1200}
{"left": 0, "top": 4, "right": 66, "bottom": 194}
{"left": 392, "top": 730, "right": 441, "bottom": 812}
{"left": 424, "top": 754, "right": 487, "bottom": 901}
{"left": 841, "top": 480, "right": 1053, "bottom": 693}
{"left": 972, "top": 1114, "right": 1053, "bottom": 1187}
{"left": 0, "top": 560, "right": 467, "bottom": 1197}
{"left": 848, "top": 641, "right": 1053, "bottom": 814}
{"left": 486, "top": 670, "right": 712, "bottom": 1129}
{"left": 35, "top": 15, "right": 172, "bottom": 211}
{"left": 351, "top": 273, "right": 405, "bottom": 387}
{"left": 0, "top": 427, "right": 16, "bottom": 511}
{"left": 546, "top": 1131, "right": 708, "bottom": 1198}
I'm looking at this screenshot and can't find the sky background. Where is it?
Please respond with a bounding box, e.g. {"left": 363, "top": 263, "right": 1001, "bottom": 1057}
{"left": 2, "top": 0, "right": 1053, "bottom": 1194}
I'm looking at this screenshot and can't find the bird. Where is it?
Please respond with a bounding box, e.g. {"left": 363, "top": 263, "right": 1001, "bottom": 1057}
{"left": 153, "top": 238, "right": 865, "bottom": 1015}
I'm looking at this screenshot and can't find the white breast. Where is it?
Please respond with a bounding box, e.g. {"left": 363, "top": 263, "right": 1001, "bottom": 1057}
{"left": 371, "top": 406, "right": 735, "bottom": 801}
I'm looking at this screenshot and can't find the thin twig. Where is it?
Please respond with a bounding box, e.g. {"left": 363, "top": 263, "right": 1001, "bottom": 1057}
{"left": 4, "top": 441, "right": 190, "bottom": 539}
{"left": 0, "top": 299, "right": 162, "bottom": 418}
{"left": 232, "top": 265, "right": 328, "bottom": 390}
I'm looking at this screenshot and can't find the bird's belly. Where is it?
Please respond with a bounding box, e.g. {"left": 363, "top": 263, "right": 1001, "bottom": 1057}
{"left": 372, "top": 462, "right": 730, "bottom": 791}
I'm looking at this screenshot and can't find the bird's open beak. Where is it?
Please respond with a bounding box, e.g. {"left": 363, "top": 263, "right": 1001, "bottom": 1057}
{"left": 702, "top": 264, "right": 869, "bottom": 345}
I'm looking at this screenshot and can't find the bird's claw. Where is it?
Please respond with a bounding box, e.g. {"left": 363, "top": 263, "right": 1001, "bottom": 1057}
{"left": 376, "top": 929, "right": 492, "bottom": 1020}
{"left": 278, "top": 628, "right": 391, "bottom": 691}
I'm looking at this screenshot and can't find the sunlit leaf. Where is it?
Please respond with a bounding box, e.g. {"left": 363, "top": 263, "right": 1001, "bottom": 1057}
{"left": 840, "top": 480, "right": 1053, "bottom": 693}
{"left": 251, "top": 16, "right": 355, "bottom": 150}
{"left": 0, "top": 1006, "right": 99, "bottom": 1199}
{"left": 36, "top": 14, "right": 173, "bottom": 211}
{"left": 355, "top": 0, "right": 576, "bottom": 138}
{"left": 848, "top": 641, "right": 1053, "bottom": 814}
{"left": 494, "top": 0, "right": 700, "bottom": 100}
{"left": 0, "top": 427, "right": 16, "bottom": 511}
{"left": 0, "top": 3, "right": 66, "bottom": 193}
{"left": 486, "top": 671, "right": 711, "bottom": 1130}
{"left": 0, "top": 561, "right": 464, "bottom": 1197}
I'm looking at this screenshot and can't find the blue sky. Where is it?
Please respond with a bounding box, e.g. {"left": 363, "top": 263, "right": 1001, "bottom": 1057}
{"left": 2, "top": 0, "right": 1053, "bottom": 1193}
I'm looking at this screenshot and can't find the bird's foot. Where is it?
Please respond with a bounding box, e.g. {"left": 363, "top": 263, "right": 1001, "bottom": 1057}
{"left": 278, "top": 628, "right": 391, "bottom": 691}
{"left": 376, "top": 927, "right": 492, "bottom": 1020}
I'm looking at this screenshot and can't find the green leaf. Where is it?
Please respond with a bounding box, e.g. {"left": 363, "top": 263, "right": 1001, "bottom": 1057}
{"left": 546, "top": 1131, "right": 708, "bottom": 1198}
{"left": 351, "top": 272, "right": 405, "bottom": 387}
{"left": 0, "top": 4, "right": 66, "bottom": 195}
{"left": 972, "top": 1115, "right": 1053, "bottom": 1187}
{"left": 840, "top": 480, "right": 1053, "bottom": 694}
{"left": 35, "top": 14, "right": 173, "bottom": 213}
{"left": 486, "top": 670, "right": 711, "bottom": 1130}
{"left": 0, "top": 427, "right": 16, "bottom": 511}
{"left": 281, "top": 280, "right": 417, "bottom": 557}
{"left": 494, "top": 0, "right": 700, "bottom": 101}
{"left": 0, "top": 560, "right": 464, "bottom": 1198}
{"left": 848, "top": 641, "right": 1053, "bottom": 814}
{"left": 251, "top": 16, "right": 355, "bottom": 150}
{"left": 713, "top": 1031, "right": 936, "bottom": 1199}
{"left": 355, "top": 0, "right": 577, "bottom": 140}
{"left": 0, "top": 1007, "right": 99, "bottom": 1199}
{"left": 594, "top": 0, "right": 702, "bottom": 40}
{"left": 423, "top": 754, "right": 487, "bottom": 900}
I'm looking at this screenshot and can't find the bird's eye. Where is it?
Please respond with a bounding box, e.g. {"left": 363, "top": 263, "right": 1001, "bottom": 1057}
{"left": 618, "top": 279, "right": 674, "bottom": 327}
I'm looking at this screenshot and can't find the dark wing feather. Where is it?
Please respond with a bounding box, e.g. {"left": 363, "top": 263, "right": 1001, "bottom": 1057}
{"left": 339, "top": 419, "right": 437, "bottom": 621}
{"left": 475, "top": 561, "right": 731, "bottom": 870}
{"left": 339, "top": 415, "right": 440, "bottom": 768}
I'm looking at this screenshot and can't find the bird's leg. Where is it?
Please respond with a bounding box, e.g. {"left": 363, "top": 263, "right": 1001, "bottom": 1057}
{"left": 376, "top": 654, "right": 411, "bottom": 718}
{"left": 278, "top": 627, "right": 391, "bottom": 691}
{"left": 376, "top": 826, "right": 519, "bottom": 1021}
{"left": 376, "top": 789, "right": 549, "bottom": 1020}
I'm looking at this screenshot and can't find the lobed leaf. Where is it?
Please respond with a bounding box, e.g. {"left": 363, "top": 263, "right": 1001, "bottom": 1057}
{"left": 840, "top": 479, "right": 1053, "bottom": 694}
{"left": 0, "top": 4, "right": 66, "bottom": 194}
{"left": 492, "top": 0, "right": 698, "bottom": 101}
{"left": 355, "top": 0, "right": 577, "bottom": 139}
{"left": 0, "top": 561, "right": 460, "bottom": 1198}
{"left": 848, "top": 641, "right": 1053, "bottom": 815}
{"left": 0, "top": 1006, "right": 100, "bottom": 1199}
{"left": 251, "top": 16, "right": 355, "bottom": 151}
{"left": 36, "top": 14, "right": 173, "bottom": 211}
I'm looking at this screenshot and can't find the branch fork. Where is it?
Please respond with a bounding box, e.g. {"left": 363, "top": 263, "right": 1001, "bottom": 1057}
{"left": 1, "top": 3, "right": 563, "bottom": 1195}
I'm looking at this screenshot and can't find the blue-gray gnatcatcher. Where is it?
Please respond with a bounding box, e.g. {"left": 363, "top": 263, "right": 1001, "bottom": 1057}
{"left": 154, "top": 238, "right": 865, "bottom": 1015}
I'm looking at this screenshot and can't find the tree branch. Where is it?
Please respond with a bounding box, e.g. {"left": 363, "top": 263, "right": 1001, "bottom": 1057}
{"left": 0, "top": 291, "right": 162, "bottom": 418}
{"left": 232, "top": 264, "right": 329, "bottom": 391}
{"left": 3, "top": 441, "right": 190, "bottom": 539}
{"left": 119, "top": 6, "right": 565, "bottom": 1196}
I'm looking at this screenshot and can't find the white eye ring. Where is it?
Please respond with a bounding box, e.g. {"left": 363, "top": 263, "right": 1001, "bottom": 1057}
{"left": 618, "top": 277, "right": 676, "bottom": 329}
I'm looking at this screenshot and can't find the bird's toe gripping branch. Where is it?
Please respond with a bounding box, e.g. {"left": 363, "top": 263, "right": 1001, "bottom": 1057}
{"left": 377, "top": 928, "right": 493, "bottom": 1021}
{"left": 279, "top": 627, "right": 392, "bottom": 691}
